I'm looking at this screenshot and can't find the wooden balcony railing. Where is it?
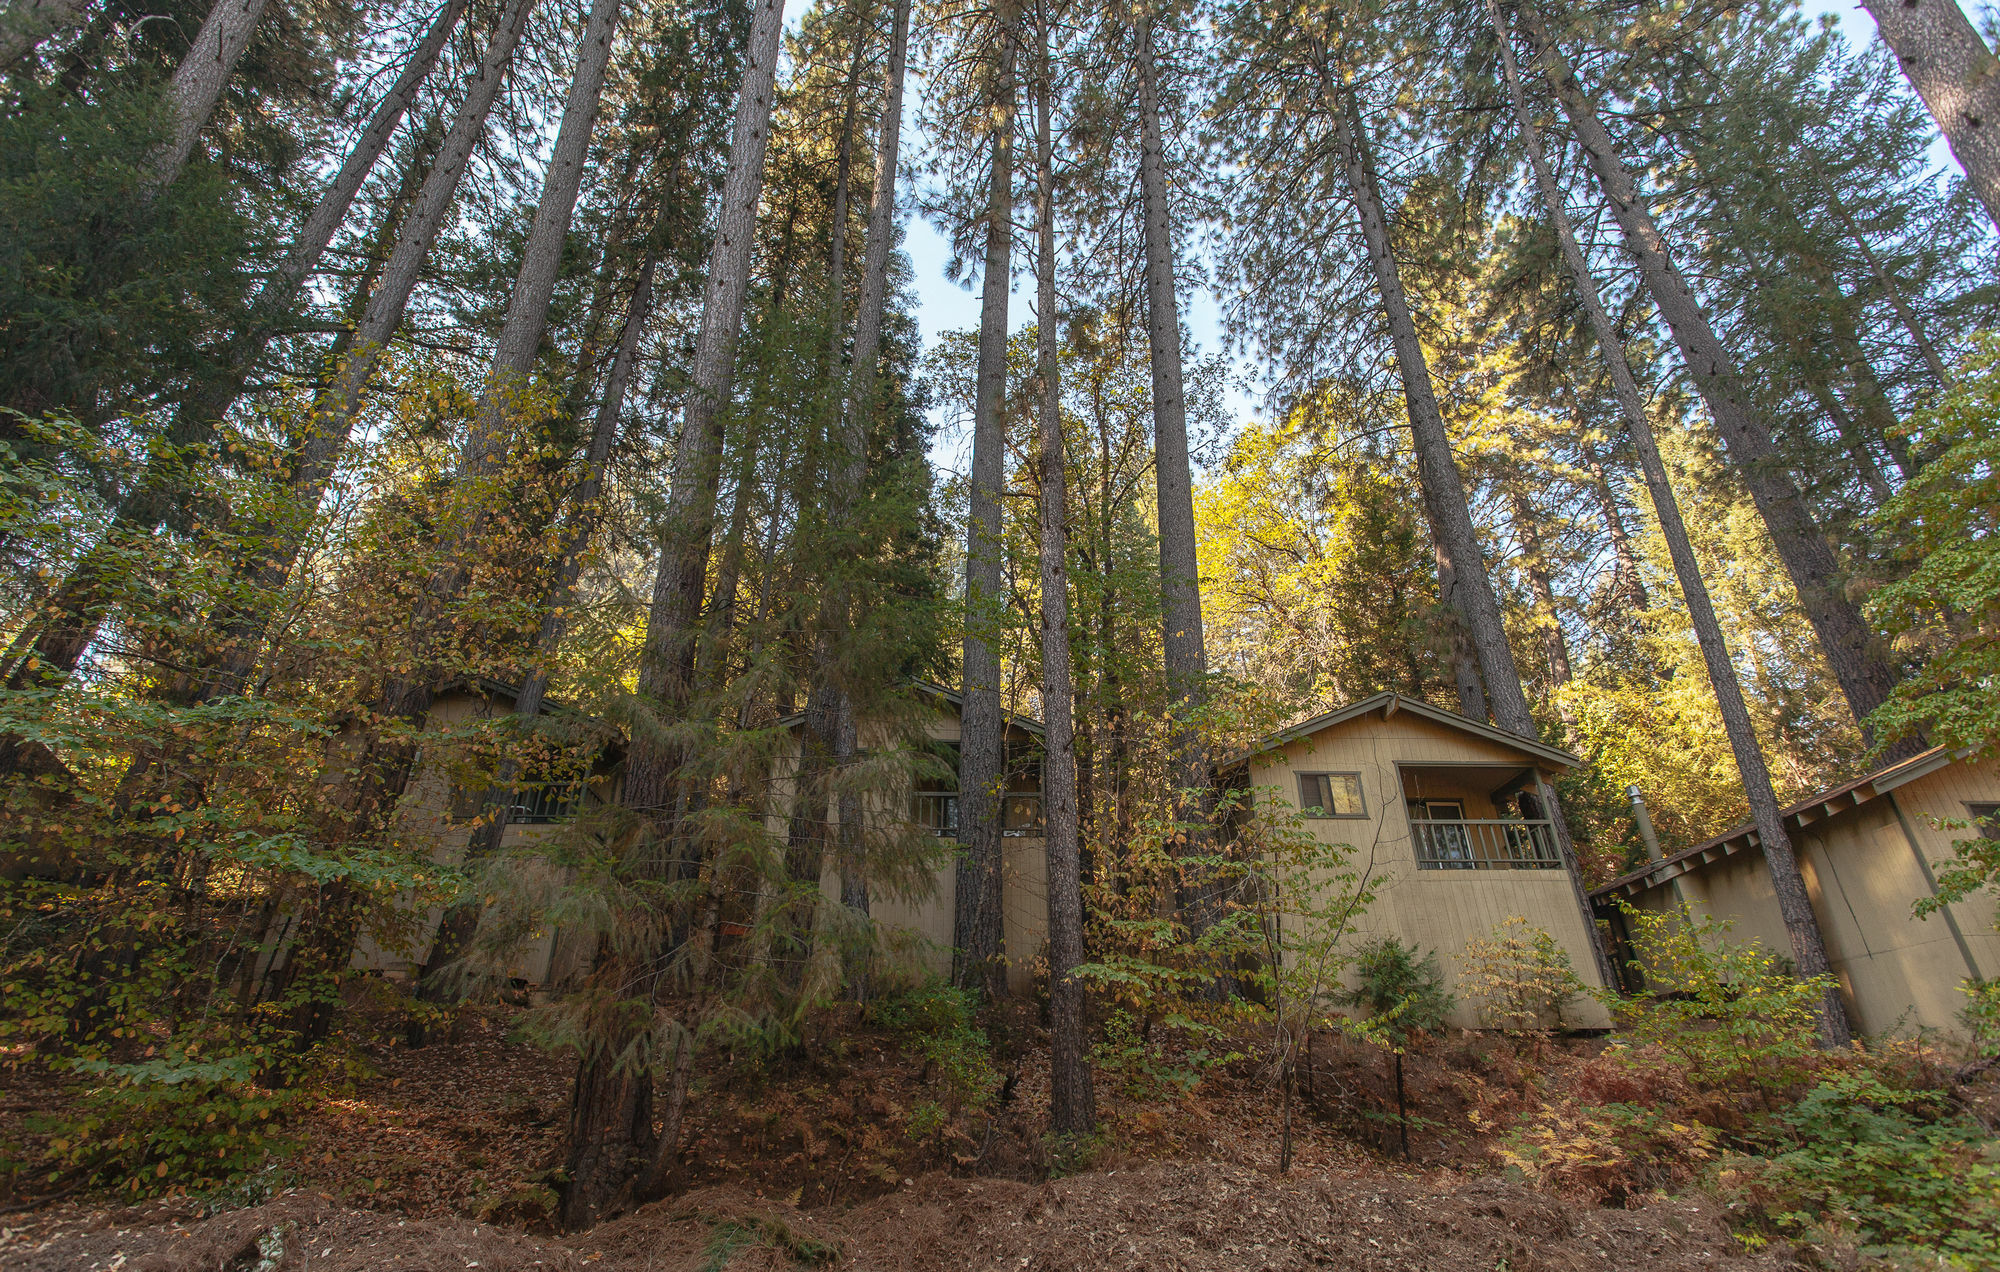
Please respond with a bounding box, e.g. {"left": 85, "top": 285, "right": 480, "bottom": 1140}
{"left": 1410, "top": 818, "right": 1562, "bottom": 870}
{"left": 912, "top": 792, "right": 1046, "bottom": 839}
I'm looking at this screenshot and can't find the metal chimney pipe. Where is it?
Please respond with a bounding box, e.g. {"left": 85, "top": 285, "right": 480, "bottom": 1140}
{"left": 1629, "top": 784, "right": 1664, "bottom": 862}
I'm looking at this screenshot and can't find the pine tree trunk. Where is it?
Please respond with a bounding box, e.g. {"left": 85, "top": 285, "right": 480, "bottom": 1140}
{"left": 150, "top": 0, "right": 271, "bottom": 189}
{"left": 175, "top": 0, "right": 466, "bottom": 435}
{"left": 460, "top": 0, "right": 623, "bottom": 489}
{"left": 1816, "top": 169, "right": 1953, "bottom": 387}
{"left": 0, "top": 4, "right": 481, "bottom": 739}
{"left": 955, "top": 1, "right": 1017, "bottom": 996}
{"left": 789, "top": 0, "right": 910, "bottom": 985}
{"left": 1859, "top": 0, "right": 2000, "bottom": 232}
{"left": 1034, "top": 28, "right": 1094, "bottom": 1136}
{"left": 309, "top": 0, "right": 541, "bottom": 486}
{"left": 272, "top": 0, "right": 466, "bottom": 309}
{"left": 1829, "top": 301, "right": 1917, "bottom": 481}
{"left": 1492, "top": 0, "right": 1852, "bottom": 1047}
{"left": 1805, "top": 380, "right": 1895, "bottom": 506}
{"left": 250, "top": 0, "right": 549, "bottom": 861}
{"left": 822, "top": 0, "right": 874, "bottom": 386}
{"left": 1333, "top": 69, "right": 1613, "bottom": 991}
{"left": 1517, "top": 1, "right": 1909, "bottom": 754}
{"left": 627, "top": 0, "right": 785, "bottom": 744}
{"left": 1430, "top": 532, "right": 1489, "bottom": 721}
{"left": 1577, "top": 436, "right": 1648, "bottom": 611}
{"left": 1133, "top": 13, "right": 1218, "bottom": 929}
{"left": 831, "top": 0, "right": 912, "bottom": 938}
{"left": 564, "top": 0, "right": 786, "bottom": 1225}
{"left": 841, "top": 0, "right": 909, "bottom": 447}
{"left": 1509, "top": 487, "right": 1575, "bottom": 704}
{"left": 395, "top": 0, "right": 623, "bottom": 703}
{"left": 417, "top": 257, "right": 656, "bottom": 1002}
{"left": 1332, "top": 83, "right": 1524, "bottom": 727}
{"left": 176, "top": 120, "right": 447, "bottom": 708}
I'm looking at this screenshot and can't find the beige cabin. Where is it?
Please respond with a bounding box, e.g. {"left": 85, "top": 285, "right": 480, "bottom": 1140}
{"left": 774, "top": 683, "right": 1051, "bottom": 995}
{"left": 362, "top": 680, "right": 1052, "bottom": 993}
{"left": 365, "top": 685, "right": 1627, "bottom": 1026}
{"left": 352, "top": 679, "right": 616, "bottom": 987}
{"left": 1592, "top": 748, "right": 2000, "bottom": 1040}
{"left": 1224, "top": 693, "right": 1614, "bottom": 1030}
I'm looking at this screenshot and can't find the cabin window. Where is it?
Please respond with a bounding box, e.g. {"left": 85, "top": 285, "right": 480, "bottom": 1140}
{"left": 1298, "top": 772, "right": 1365, "bottom": 818}
{"left": 1970, "top": 803, "right": 2000, "bottom": 839}
{"left": 511, "top": 780, "right": 583, "bottom": 824}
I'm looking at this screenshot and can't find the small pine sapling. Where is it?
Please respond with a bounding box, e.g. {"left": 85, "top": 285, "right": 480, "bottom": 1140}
{"left": 1337, "top": 936, "right": 1453, "bottom": 1157}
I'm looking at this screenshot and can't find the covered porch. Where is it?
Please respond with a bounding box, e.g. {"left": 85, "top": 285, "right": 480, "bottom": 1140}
{"left": 1397, "top": 762, "right": 1561, "bottom": 870}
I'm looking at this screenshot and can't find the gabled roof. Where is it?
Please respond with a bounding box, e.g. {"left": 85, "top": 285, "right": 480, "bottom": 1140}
{"left": 907, "top": 679, "right": 1046, "bottom": 737}
{"left": 433, "top": 675, "right": 582, "bottom": 720}
{"left": 1589, "top": 745, "right": 1961, "bottom": 902}
{"left": 1225, "top": 691, "right": 1581, "bottom": 771}
{"left": 770, "top": 679, "right": 1046, "bottom": 738}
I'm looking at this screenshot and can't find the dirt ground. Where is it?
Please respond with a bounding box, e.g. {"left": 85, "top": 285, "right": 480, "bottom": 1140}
{"left": 0, "top": 1004, "right": 1815, "bottom": 1270}
{"left": 0, "top": 1158, "right": 1793, "bottom": 1271}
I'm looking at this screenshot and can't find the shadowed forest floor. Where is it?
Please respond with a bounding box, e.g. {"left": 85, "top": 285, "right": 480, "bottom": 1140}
{"left": 0, "top": 1002, "right": 1839, "bottom": 1270}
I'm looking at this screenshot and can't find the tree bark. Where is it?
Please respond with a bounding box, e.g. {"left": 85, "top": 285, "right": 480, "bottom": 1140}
{"left": 1430, "top": 530, "right": 1489, "bottom": 721}
{"left": 836, "top": 0, "right": 913, "bottom": 928}
{"left": 1491, "top": 0, "right": 1852, "bottom": 1047}
{"left": 1518, "top": 0, "right": 1909, "bottom": 753}
{"left": 309, "top": 0, "right": 540, "bottom": 490}
{"left": 1859, "top": 0, "right": 2000, "bottom": 232}
{"left": 1577, "top": 435, "right": 1648, "bottom": 612}
{"left": 1332, "top": 82, "right": 1524, "bottom": 728}
{"left": 1332, "top": 68, "right": 1614, "bottom": 992}
{"left": 273, "top": 0, "right": 467, "bottom": 311}
{"left": 1133, "top": 12, "right": 1216, "bottom": 912}
{"left": 955, "top": 0, "right": 1017, "bottom": 997}
{"left": 822, "top": 0, "right": 873, "bottom": 385}
{"left": 788, "top": 0, "right": 910, "bottom": 982}
{"left": 417, "top": 256, "right": 656, "bottom": 1002}
{"left": 1816, "top": 167, "right": 1953, "bottom": 387}
{"left": 375, "top": 0, "right": 623, "bottom": 762}
{"left": 175, "top": 0, "right": 467, "bottom": 440}
{"left": 626, "top": 0, "right": 785, "bottom": 758}
{"left": 235, "top": 0, "right": 543, "bottom": 872}
{"left": 1509, "top": 487, "right": 1574, "bottom": 695}
{"left": 0, "top": 0, "right": 489, "bottom": 731}
{"left": 178, "top": 117, "right": 448, "bottom": 708}
{"left": 150, "top": 0, "right": 272, "bottom": 189}
{"left": 459, "top": 0, "right": 624, "bottom": 492}
{"left": 1033, "top": 25, "right": 1094, "bottom": 1136}
{"left": 562, "top": 0, "right": 785, "bottom": 1227}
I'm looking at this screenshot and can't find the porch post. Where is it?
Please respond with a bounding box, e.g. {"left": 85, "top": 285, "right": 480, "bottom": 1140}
{"left": 1532, "top": 767, "right": 1618, "bottom": 991}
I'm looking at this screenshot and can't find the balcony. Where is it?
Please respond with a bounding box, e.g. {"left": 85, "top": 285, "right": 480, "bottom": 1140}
{"left": 913, "top": 792, "right": 1046, "bottom": 839}
{"left": 1411, "top": 818, "right": 1561, "bottom": 870}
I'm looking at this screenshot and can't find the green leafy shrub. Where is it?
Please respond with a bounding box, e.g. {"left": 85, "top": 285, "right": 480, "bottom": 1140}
{"left": 1721, "top": 1071, "right": 2000, "bottom": 1266}
{"left": 1962, "top": 978, "right": 2000, "bottom": 1061}
{"left": 1457, "top": 917, "right": 1584, "bottom": 1034}
{"left": 873, "top": 984, "right": 999, "bottom": 1115}
{"left": 34, "top": 1052, "right": 294, "bottom": 1196}
{"left": 1602, "top": 902, "right": 1834, "bottom": 1098}
{"left": 1089, "top": 1009, "right": 1226, "bottom": 1101}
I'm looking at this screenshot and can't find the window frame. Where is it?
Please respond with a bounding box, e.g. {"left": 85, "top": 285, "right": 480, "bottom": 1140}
{"left": 1968, "top": 802, "right": 2000, "bottom": 839}
{"left": 1297, "top": 770, "right": 1368, "bottom": 820}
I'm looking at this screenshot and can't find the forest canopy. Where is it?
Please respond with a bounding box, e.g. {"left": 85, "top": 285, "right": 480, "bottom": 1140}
{"left": 2, "top": 0, "right": 1998, "bottom": 1244}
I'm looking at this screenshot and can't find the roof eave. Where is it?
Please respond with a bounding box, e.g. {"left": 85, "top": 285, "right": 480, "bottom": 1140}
{"left": 1588, "top": 745, "right": 1963, "bottom": 901}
